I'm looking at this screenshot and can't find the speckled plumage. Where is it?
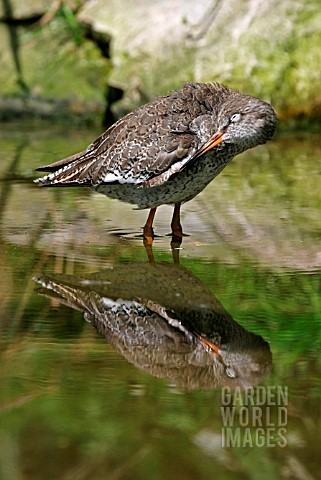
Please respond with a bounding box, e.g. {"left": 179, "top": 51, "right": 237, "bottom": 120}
{"left": 34, "top": 262, "right": 272, "bottom": 389}
{"left": 35, "top": 83, "right": 277, "bottom": 211}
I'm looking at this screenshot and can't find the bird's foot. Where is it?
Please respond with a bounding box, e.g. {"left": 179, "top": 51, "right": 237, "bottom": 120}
{"left": 171, "top": 232, "right": 183, "bottom": 247}
{"left": 170, "top": 222, "right": 184, "bottom": 238}
{"left": 171, "top": 223, "right": 185, "bottom": 248}
{"left": 144, "top": 242, "right": 155, "bottom": 265}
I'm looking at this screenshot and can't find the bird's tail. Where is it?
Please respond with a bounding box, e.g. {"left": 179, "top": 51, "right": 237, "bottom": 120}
{"left": 34, "top": 149, "right": 96, "bottom": 187}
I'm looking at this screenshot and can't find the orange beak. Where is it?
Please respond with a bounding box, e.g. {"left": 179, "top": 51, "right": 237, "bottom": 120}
{"left": 195, "top": 131, "right": 224, "bottom": 158}
{"left": 198, "top": 334, "right": 220, "bottom": 355}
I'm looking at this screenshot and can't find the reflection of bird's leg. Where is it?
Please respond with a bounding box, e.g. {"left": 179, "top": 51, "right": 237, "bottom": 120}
{"left": 143, "top": 207, "right": 157, "bottom": 245}
{"left": 171, "top": 243, "right": 180, "bottom": 264}
{"left": 144, "top": 242, "right": 155, "bottom": 265}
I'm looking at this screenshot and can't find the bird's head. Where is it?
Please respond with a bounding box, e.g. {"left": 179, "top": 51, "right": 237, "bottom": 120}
{"left": 196, "top": 94, "right": 277, "bottom": 158}
{"left": 218, "top": 95, "right": 277, "bottom": 150}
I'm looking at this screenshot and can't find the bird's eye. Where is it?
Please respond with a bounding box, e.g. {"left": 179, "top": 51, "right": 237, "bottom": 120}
{"left": 230, "top": 113, "right": 241, "bottom": 123}
{"left": 225, "top": 366, "right": 236, "bottom": 378}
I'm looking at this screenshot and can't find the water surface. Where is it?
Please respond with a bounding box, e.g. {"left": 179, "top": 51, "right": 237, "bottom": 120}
{"left": 0, "top": 122, "right": 320, "bottom": 479}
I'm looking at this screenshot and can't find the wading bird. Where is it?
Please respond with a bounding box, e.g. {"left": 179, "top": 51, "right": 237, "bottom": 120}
{"left": 35, "top": 82, "right": 277, "bottom": 244}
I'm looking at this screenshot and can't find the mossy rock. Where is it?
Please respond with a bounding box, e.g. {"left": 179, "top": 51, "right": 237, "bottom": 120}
{"left": 1, "top": 0, "right": 321, "bottom": 124}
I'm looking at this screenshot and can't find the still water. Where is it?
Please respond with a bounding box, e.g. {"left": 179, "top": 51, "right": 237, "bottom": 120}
{"left": 0, "top": 122, "right": 321, "bottom": 479}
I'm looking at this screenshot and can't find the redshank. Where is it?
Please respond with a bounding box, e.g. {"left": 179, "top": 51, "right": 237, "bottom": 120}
{"left": 35, "top": 82, "right": 277, "bottom": 243}
{"left": 34, "top": 261, "right": 272, "bottom": 389}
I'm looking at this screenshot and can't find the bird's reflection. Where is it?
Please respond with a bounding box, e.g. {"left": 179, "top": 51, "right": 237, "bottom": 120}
{"left": 34, "top": 257, "right": 272, "bottom": 390}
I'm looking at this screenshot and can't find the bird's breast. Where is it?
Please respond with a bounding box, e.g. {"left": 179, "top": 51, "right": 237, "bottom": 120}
{"left": 96, "top": 150, "right": 234, "bottom": 209}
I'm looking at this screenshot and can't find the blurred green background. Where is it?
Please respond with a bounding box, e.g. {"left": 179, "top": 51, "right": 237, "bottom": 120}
{"left": 1, "top": 0, "right": 321, "bottom": 126}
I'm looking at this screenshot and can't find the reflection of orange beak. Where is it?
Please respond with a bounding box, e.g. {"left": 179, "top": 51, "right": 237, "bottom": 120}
{"left": 198, "top": 334, "right": 220, "bottom": 355}
{"left": 196, "top": 131, "right": 224, "bottom": 158}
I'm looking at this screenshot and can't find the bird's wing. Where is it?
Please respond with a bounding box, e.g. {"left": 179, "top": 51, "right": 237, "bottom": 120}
{"left": 35, "top": 83, "right": 219, "bottom": 187}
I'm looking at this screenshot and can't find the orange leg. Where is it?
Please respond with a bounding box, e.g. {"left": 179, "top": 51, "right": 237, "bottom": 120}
{"left": 171, "top": 203, "right": 183, "bottom": 249}
{"left": 143, "top": 207, "right": 157, "bottom": 246}
{"left": 171, "top": 203, "right": 183, "bottom": 237}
